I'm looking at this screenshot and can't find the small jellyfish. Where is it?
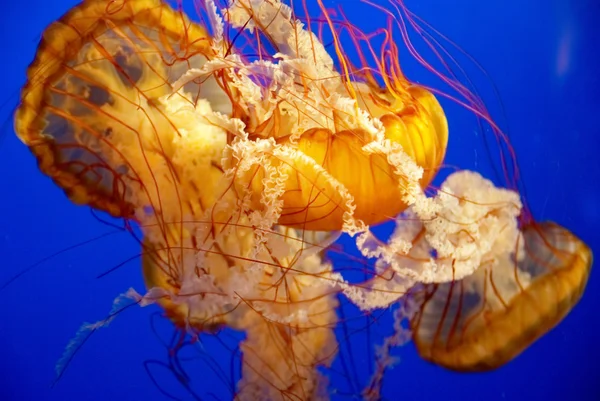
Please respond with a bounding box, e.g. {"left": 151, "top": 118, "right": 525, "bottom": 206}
{"left": 407, "top": 177, "right": 593, "bottom": 371}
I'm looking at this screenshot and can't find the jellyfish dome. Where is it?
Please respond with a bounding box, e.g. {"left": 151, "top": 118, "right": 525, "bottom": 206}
{"left": 10, "top": 0, "right": 593, "bottom": 399}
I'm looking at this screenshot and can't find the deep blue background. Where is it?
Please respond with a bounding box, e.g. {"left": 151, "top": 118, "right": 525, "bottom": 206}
{"left": 0, "top": 0, "right": 598, "bottom": 400}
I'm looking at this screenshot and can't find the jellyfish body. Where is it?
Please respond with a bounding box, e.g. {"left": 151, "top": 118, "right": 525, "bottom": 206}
{"left": 411, "top": 220, "right": 592, "bottom": 372}
{"left": 14, "top": 0, "right": 233, "bottom": 222}
{"left": 238, "top": 83, "right": 448, "bottom": 231}
{"left": 13, "top": 0, "right": 593, "bottom": 399}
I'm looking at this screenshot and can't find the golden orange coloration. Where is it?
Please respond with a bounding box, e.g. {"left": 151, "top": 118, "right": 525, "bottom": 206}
{"left": 15, "top": 0, "right": 447, "bottom": 235}
{"left": 14, "top": 0, "right": 218, "bottom": 219}
{"left": 141, "top": 239, "right": 227, "bottom": 332}
{"left": 140, "top": 222, "right": 341, "bottom": 399}
{"left": 241, "top": 84, "right": 448, "bottom": 231}
{"left": 11, "top": 0, "right": 594, "bottom": 398}
{"left": 378, "top": 86, "right": 448, "bottom": 187}
{"left": 411, "top": 222, "right": 593, "bottom": 372}
{"left": 13, "top": 2, "right": 345, "bottom": 396}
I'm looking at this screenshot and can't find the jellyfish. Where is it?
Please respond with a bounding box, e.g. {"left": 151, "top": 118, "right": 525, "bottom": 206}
{"left": 410, "top": 219, "right": 592, "bottom": 372}
{"left": 12, "top": 0, "right": 592, "bottom": 399}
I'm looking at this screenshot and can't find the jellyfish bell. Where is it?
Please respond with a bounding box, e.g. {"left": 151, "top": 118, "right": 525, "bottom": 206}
{"left": 246, "top": 82, "right": 448, "bottom": 231}
{"left": 408, "top": 184, "right": 593, "bottom": 371}
{"left": 14, "top": 0, "right": 234, "bottom": 224}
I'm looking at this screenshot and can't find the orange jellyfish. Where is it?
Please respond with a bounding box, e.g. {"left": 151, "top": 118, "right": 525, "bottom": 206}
{"left": 411, "top": 221, "right": 592, "bottom": 372}
{"left": 10, "top": 0, "right": 594, "bottom": 399}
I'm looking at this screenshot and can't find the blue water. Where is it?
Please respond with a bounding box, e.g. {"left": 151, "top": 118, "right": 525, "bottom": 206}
{"left": 0, "top": 0, "right": 598, "bottom": 400}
